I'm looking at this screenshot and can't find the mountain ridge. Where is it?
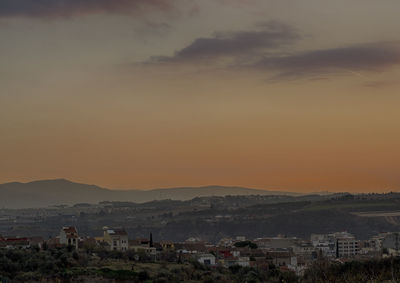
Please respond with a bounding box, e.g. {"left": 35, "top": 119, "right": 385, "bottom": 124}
{"left": 0, "top": 179, "right": 303, "bottom": 208}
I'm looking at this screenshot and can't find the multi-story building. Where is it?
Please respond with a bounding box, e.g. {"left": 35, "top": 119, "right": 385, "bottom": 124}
{"left": 103, "top": 227, "right": 129, "bottom": 251}
{"left": 382, "top": 232, "right": 400, "bottom": 256}
{"left": 292, "top": 241, "right": 316, "bottom": 261}
{"left": 311, "top": 232, "right": 360, "bottom": 258}
{"left": 334, "top": 232, "right": 360, "bottom": 258}
{"left": 311, "top": 234, "right": 337, "bottom": 258}
{"left": 59, "top": 226, "right": 79, "bottom": 250}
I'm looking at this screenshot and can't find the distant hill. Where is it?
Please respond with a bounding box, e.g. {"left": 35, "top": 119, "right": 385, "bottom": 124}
{"left": 0, "top": 179, "right": 302, "bottom": 208}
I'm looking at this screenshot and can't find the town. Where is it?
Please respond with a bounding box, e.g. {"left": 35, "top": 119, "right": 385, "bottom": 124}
{"left": 1, "top": 226, "right": 400, "bottom": 277}
{"left": 2, "top": 193, "right": 400, "bottom": 281}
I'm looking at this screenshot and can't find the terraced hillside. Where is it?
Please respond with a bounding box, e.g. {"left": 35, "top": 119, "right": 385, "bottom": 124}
{"left": 1, "top": 193, "right": 400, "bottom": 242}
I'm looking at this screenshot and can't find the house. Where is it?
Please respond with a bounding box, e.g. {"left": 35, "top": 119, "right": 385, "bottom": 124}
{"left": 103, "top": 227, "right": 129, "bottom": 251}
{"left": 28, "top": 237, "right": 44, "bottom": 249}
{"left": 46, "top": 237, "right": 62, "bottom": 249}
{"left": 174, "top": 242, "right": 208, "bottom": 254}
{"left": 59, "top": 227, "right": 79, "bottom": 250}
{"left": 254, "top": 237, "right": 298, "bottom": 250}
{"left": 129, "top": 238, "right": 156, "bottom": 256}
{"left": 0, "top": 237, "right": 30, "bottom": 249}
{"left": 160, "top": 241, "right": 175, "bottom": 251}
{"left": 265, "top": 250, "right": 293, "bottom": 266}
{"left": 288, "top": 256, "right": 307, "bottom": 276}
{"left": 292, "top": 241, "right": 316, "bottom": 261}
{"left": 196, "top": 253, "right": 216, "bottom": 266}
{"left": 79, "top": 236, "right": 98, "bottom": 250}
{"left": 130, "top": 238, "right": 151, "bottom": 247}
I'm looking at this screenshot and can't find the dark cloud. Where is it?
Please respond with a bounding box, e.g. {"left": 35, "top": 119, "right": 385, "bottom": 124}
{"left": 149, "top": 21, "right": 300, "bottom": 63}
{"left": 0, "top": 0, "right": 173, "bottom": 18}
{"left": 148, "top": 24, "right": 400, "bottom": 80}
{"left": 256, "top": 43, "right": 400, "bottom": 80}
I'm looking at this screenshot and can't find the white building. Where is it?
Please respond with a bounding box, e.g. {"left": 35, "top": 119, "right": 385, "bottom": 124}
{"left": 382, "top": 232, "right": 400, "bottom": 256}
{"left": 197, "top": 253, "right": 216, "bottom": 266}
{"left": 103, "top": 227, "right": 129, "bottom": 251}
{"left": 288, "top": 256, "right": 307, "bottom": 276}
{"left": 334, "top": 232, "right": 360, "bottom": 258}
{"left": 310, "top": 234, "right": 337, "bottom": 258}
{"left": 59, "top": 227, "right": 79, "bottom": 250}
{"left": 311, "top": 232, "right": 360, "bottom": 258}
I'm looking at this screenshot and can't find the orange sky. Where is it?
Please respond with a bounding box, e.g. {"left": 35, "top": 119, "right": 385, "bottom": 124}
{"left": 0, "top": 0, "right": 400, "bottom": 193}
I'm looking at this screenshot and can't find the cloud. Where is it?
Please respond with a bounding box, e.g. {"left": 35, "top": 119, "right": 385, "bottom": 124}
{"left": 133, "top": 21, "right": 172, "bottom": 38}
{"left": 255, "top": 43, "right": 400, "bottom": 80}
{"left": 0, "top": 0, "right": 174, "bottom": 19}
{"left": 147, "top": 23, "right": 400, "bottom": 80}
{"left": 149, "top": 21, "right": 300, "bottom": 64}
{"left": 363, "top": 80, "right": 399, "bottom": 89}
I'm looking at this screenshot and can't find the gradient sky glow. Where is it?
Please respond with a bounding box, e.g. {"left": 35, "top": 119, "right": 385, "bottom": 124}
{"left": 1, "top": 0, "right": 400, "bottom": 192}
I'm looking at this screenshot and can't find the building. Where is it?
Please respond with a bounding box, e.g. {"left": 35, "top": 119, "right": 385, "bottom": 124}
{"left": 218, "top": 237, "right": 234, "bottom": 248}
{"left": 129, "top": 238, "right": 156, "bottom": 256}
{"left": 334, "top": 232, "right": 360, "bottom": 258}
{"left": 59, "top": 226, "right": 79, "bottom": 250}
{"left": 310, "top": 234, "right": 337, "bottom": 258}
{"left": 254, "top": 237, "right": 298, "bottom": 250}
{"left": 292, "top": 241, "right": 316, "bottom": 261}
{"left": 103, "top": 227, "right": 129, "bottom": 251}
{"left": 175, "top": 242, "right": 208, "bottom": 254}
{"left": 0, "top": 237, "right": 30, "bottom": 249}
{"left": 265, "top": 250, "right": 292, "bottom": 266}
{"left": 160, "top": 241, "right": 175, "bottom": 251}
{"left": 311, "top": 232, "right": 360, "bottom": 258}
{"left": 382, "top": 232, "right": 400, "bottom": 256}
{"left": 288, "top": 256, "right": 307, "bottom": 276}
{"left": 196, "top": 253, "right": 216, "bottom": 266}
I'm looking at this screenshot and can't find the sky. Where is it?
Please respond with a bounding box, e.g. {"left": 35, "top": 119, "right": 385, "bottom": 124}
{"left": 1, "top": 0, "right": 400, "bottom": 192}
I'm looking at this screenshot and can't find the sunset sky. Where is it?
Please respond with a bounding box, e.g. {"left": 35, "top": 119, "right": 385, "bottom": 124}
{"left": 1, "top": 0, "right": 400, "bottom": 192}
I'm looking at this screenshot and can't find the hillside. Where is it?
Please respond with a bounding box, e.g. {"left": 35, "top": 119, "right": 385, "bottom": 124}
{"left": 0, "top": 179, "right": 299, "bottom": 208}
{"left": 2, "top": 193, "right": 400, "bottom": 242}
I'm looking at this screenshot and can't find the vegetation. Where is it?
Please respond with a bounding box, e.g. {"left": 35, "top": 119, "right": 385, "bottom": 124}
{"left": 234, "top": 241, "right": 258, "bottom": 249}
{"left": 303, "top": 257, "right": 400, "bottom": 283}
{"left": 3, "top": 193, "right": 400, "bottom": 242}
{"left": 0, "top": 247, "right": 295, "bottom": 282}
{"left": 2, "top": 247, "right": 400, "bottom": 282}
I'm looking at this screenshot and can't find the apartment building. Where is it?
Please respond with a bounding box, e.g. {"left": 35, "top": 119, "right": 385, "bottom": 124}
{"left": 103, "top": 227, "right": 129, "bottom": 251}
{"left": 334, "top": 232, "right": 360, "bottom": 258}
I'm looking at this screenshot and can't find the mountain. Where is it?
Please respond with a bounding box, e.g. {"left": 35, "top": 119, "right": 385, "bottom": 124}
{"left": 0, "top": 179, "right": 301, "bottom": 208}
